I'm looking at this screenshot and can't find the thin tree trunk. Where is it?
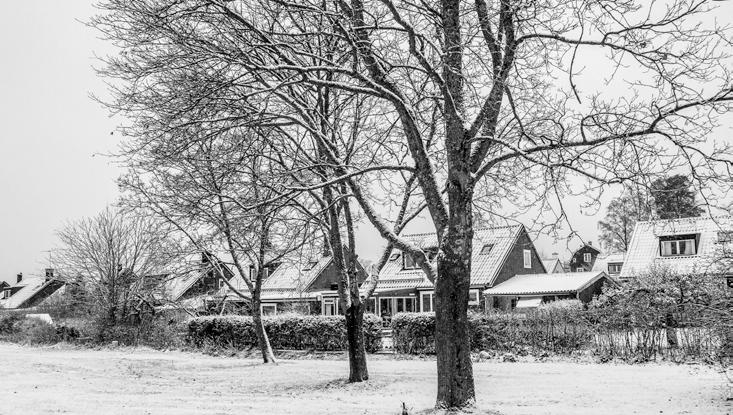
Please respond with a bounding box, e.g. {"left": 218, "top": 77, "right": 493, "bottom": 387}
{"left": 345, "top": 302, "right": 369, "bottom": 382}
{"left": 252, "top": 297, "right": 276, "bottom": 363}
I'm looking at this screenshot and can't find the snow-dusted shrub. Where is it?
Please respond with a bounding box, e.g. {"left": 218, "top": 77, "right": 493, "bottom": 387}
{"left": 187, "top": 313, "right": 382, "bottom": 352}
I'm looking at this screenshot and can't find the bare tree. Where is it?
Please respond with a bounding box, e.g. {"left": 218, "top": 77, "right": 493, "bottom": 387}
{"left": 93, "top": 0, "right": 733, "bottom": 408}
{"left": 54, "top": 208, "right": 176, "bottom": 326}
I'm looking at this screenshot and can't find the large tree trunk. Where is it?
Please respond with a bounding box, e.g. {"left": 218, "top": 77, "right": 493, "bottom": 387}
{"left": 251, "top": 298, "right": 276, "bottom": 363}
{"left": 434, "top": 185, "right": 476, "bottom": 408}
{"left": 345, "top": 302, "right": 369, "bottom": 382}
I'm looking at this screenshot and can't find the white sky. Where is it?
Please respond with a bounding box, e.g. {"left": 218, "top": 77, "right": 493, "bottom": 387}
{"left": 0, "top": 2, "right": 730, "bottom": 284}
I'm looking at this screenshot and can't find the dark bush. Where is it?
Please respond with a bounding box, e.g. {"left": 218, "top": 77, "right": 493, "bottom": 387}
{"left": 0, "top": 313, "right": 24, "bottom": 335}
{"left": 15, "top": 318, "right": 61, "bottom": 344}
{"left": 187, "top": 313, "right": 383, "bottom": 352}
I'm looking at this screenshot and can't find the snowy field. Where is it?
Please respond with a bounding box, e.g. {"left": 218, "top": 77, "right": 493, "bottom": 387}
{"left": 0, "top": 343, "right": 729, "bottom": 415}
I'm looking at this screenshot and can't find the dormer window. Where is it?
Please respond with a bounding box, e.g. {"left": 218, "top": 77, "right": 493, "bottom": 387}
{"left": 403, "top": 252, "right": 419, "bottom": 270}
{"left": 2, "top": 289, "right": 11, "bottom": 299}
{"left": 479, "top": 244, "right": 494, "bottom": 255}
{"left": 608, "top": 263, "right": 622, "bottom": 274}
{"left": 303, "top": 261, "right": 319, "bottom": 271}
{"left": 718, "top": 231, "right": 733, "bottom": 243}
{"left": 660, "top": 234, "right": 698, "bottom": 257}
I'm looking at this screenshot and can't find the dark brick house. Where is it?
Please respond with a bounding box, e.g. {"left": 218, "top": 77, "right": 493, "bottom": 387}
{"left": 569, "top": 242, "right": 602, "bottom": 272}
{"left": 364, "top": 225, "right": 546, "bottom": 316}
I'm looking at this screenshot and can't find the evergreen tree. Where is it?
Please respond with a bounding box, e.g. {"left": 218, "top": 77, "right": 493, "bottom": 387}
{"left": 651, "top": 175, "right": 704, "bottom": 219}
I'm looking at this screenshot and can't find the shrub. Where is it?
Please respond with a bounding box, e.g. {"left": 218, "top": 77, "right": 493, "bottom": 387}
{"left": 15, "top": 318, "right": 60, "bottom": 344}
{"left": 187, "top": 313, "right": 383, "bottom": 352}
{"left": 391, "top": 309, "right": 593, "bottom": 355}
{"left": 0, "top": 313, "right": 24, "bottom": 335}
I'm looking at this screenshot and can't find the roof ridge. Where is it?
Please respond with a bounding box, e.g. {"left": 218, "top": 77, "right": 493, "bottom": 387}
{"left": 400, "top": 224, "right": 522, "bottom": 239}
{"left": 635, "top": 214, "right": 732, "bottom": 226}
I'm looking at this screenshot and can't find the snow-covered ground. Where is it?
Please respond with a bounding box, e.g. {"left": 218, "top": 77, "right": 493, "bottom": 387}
{"left": 0, "top": 343, "right": 729, "bottom": 414}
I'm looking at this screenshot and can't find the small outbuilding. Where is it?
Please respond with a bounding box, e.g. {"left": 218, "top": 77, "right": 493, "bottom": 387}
{"left": 483, "top": 270, "right": 612, "bottom": 311}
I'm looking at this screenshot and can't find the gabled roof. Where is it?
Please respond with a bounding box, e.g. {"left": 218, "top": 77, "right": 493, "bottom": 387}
{"left": 541, "top": 258, "right": 563, "bottom": 273}
{"left": 620, "top": 216, "right": 733, "bottom": 279}
{"left": 373, "top": 225, "right": 525, "bottom": 291}
{"left": 165, "top": 268, "right": 208, "bottom": 302}
{"left": 483, "top": 271, "right": 608, "bottom": 296}
{"left": 222, "top": 255, "right": 334, "bottom": 301}
{"left": 0, "top": 277, "right": 65, "bottom": 309}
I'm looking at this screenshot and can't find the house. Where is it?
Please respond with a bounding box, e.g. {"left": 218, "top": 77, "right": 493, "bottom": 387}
{"left": 483, "top": 270, "right": 613, "bottom": 310}
{"left": 592, "top": 253, "right": 625, "bottom": 279}
{"left": 541, "top": 256, "right": 565, "bottom": 274}
{"left": 222, "top": 254, "right": 368, "bottom": 316}
{"left": 162, "top": 253, "right": 236, "bottom": 309}
{"left": 569, "top": 242, "right": 602, "bottom": 272}
{"left": 620, "top": 216, "right": 733, "bottom": 282}
{"left": 364, "top": 225, "right": 545, "bottom": 316}
{"left": 0, "top": 269, "right": 66, "bottom": 310}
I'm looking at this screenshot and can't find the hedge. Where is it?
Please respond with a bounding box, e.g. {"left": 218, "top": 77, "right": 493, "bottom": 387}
{"left": 391, "top": 306, "right": 593, "bottom": 354}
{"left": 187, "top": 313, "right": 383, "bottom": 352}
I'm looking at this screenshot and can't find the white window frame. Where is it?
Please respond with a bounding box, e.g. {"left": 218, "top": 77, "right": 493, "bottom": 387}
{"left": 523, "top": 249, "right": 532, "bottom": 269}
{"left": 402, "top": 252, "right": 419, "bottom": 270}
{"left": 2, "top": 289, "right": 10, "bottom": 299}
{"left": 608, "top": 263, "right": 622, "bottom": 274}
{"left": 468, "top": 289, "right": 480, "bottom": 305}
{"left": 322, "top": 298, "right": 339, "bottom": 315}
{"left": 660, "top": 239, "right": 696, "bottom": 257}
{"left": 249, "top": 266, "right": 257, "bottom": 282}
{"left": 260, "top": 303, "right": 277, "bottom": 315}
{"left": 583, "top": 253, "right": 592, "bottom": 263}
{"left": 419, "top": 291, "right": 434, "bottom": 312}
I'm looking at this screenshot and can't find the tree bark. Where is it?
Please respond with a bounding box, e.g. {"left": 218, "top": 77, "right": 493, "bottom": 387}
{"left": 252, "top": 297, "right": 277, "bottom": 363}
{"left": 345, "top": 302, "right": 369, "bottom": 382}
{"left": 434, "top": 185, "right": 476, "bottom": 408}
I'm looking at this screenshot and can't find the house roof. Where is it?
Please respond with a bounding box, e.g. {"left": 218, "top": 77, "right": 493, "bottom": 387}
{"left": 620, "top": 216, "right": 733, "bottom": 279}
{"left": 591, "top": 253, "right": 626, "bottom": 273}
{"left": 0, "top": 277, "right": 65, "bottom": 309}
{"left": 372, "top": 225, "right": 525, "bottom": 292}
{"left": 541, "top": 258, "right": 563, "bottom": 273}
{"left": 483, "top": 271, "right": 608, "bottom": 296}
{"left": 222, "top": 255, "right": 334, "bottom": 301}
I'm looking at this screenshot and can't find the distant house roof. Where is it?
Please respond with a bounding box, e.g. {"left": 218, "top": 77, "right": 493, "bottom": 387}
{"left": 541, "top": 258, "right": 563, "bottom": 274}
{"left": 592, "top": 253, "right": 626, "bottom": 272}
{"left": 0, "top": 277, "right": 65, "bottom": 309}
{"left": 222, "top": 255, "right": 335, "bottom": 301}
{"left": 483, "top": 271, "right": 608, "bottom": 296}
{"left": 165, "top": 268, "right": 209, "bottom": 302}
{"left": 620, "top": 216, "right": 733, "bottom": 279}
{"left": 372, "top": 225, "right": 525, "bottom": 292}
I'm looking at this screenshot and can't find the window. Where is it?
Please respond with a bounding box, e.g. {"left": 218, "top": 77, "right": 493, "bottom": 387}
{"left": 389, "top": 252, "right": 400, "bottom": 261}
{"left": 479, "top": 244, "right": 494, "bottom": 255}
{"left": 2, "top": 289, "right": 10, "bottom": 299}
{"left": 260, "top": 303, "right": 277, "bottom": 316}
{"left": 403, "top": 252, "right": 419, "bottom": 270}
{"left": 583, "top": 253, "right": 592, "bottom": 263}
{"left": 248, "top": 265, "right": 256, "bottom": 282}
{"left": 660, "top": 238, "right": 696, "bottom": 256}
{"left": 420, "top": 291, "right": 434, "bottom": 312}
{"left": 218, "top": 279, "right": 225, "bottom": 289}
{"left": 575, "top": 267, "right": 585, "bottom": 272}
{"left": 523, "top": 249, "right": 532, "bottom": 269}
{"left": 608, "top": 263, "right": 623, "bottom": 274}
{"left": 718, "top": 231, "right": 733, "bottom": 243}
{"left": 303, "top": 261, "right": 318, "bottom": 271}
{"left": 468, "top": 290, "right": 480, "bottom": 305}
{"left": 322, "top": 299, "right": 338, "bottom": 316}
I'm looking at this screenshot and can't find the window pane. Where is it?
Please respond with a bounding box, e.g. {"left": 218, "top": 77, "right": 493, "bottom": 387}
{"left": 683, "top": 240, "right": 695, "bottom": 255}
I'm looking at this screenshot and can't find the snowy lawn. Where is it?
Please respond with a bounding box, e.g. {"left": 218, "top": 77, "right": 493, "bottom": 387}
{"left": 0, "top": 343, "right": 729, "bottom": 415}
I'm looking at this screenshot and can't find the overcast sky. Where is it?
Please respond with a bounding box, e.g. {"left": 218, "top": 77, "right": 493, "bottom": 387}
{"left": 1, "top": 2, "right": 730, "bottom": 285}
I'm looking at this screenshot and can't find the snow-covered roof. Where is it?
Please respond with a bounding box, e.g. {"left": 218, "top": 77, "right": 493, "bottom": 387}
{"left": 483, "top": 271, "right": 608, "bottom": 296}
{"left": 541, "top": 258, "right": 563, "bottom": 273}
{"left": 372, "top": 225, "right": 525, "bottom": 292}
{"left": 620, "top": 216, "right": 733, "bottom": 279}
{"left": 0, "top": 277, "right": 65, "bottom": 309}
{"left": 592, "top": 253, "right": 626, "bottom": 273}
{"left": 221, "top": 255, "right": 334, "bottom": 301}
{"left": 165, "top": 268, "right": 208, "bottom": 302}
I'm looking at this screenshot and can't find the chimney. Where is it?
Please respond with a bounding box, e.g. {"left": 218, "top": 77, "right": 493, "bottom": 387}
{"left": 588, "top": 241, "right": 593, "bottom": 246}
{"left": 45, "top": 268, "right": 54, "bottom": 280}
{"left": 16, "top": 273, "right": 22, "bottom": 284}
